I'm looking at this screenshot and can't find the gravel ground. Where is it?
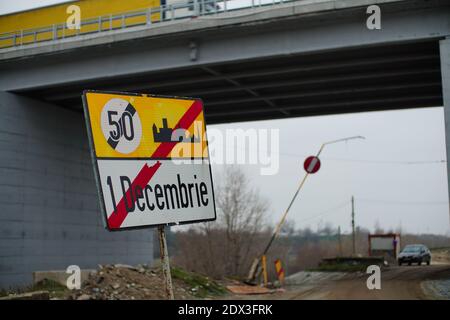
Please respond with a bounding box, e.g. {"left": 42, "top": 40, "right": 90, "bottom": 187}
{"left": 284, "top": 271, "right": 347, "bottom": 286}
{"left": 421, "top": 279, "right": 450, "bottom": 300}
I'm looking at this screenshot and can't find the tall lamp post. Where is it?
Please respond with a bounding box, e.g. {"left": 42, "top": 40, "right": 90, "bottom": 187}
{"left": 246, "top": 136, "right": 365, "bottom": 285}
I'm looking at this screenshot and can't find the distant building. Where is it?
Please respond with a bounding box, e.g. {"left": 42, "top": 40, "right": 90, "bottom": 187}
{"left": 368, "top": 233, "right": 401, "bottom": 263}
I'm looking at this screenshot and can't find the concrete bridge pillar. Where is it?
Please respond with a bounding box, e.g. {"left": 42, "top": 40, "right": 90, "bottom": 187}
{"left": 440, "top": 36, "right": 450, "bottom": 223}
{"left": 0, "top": 92, "right": 153, "bottom": 289}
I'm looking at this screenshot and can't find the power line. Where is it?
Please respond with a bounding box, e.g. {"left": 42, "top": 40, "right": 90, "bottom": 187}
{"left": 358, "top": 198, "right": 449, "bottom": 206}
{"left": 318, "top": 158, "right": 447, "bottom": 165}
{"left": 294, "top": 197, "right": 449, "bottom": 225}
{"left": 277, "top": 151, "right": 446, "bottom": 165}
{"left": 211, "top": 141, "right": 446, "bottom": 165}
{"left": 298, "top": 201, "right": 350, "bottom": 223}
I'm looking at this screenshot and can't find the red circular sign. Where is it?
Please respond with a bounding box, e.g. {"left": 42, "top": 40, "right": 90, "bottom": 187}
{"left": 304, "top": 156, "right": 321, "bottom": 174}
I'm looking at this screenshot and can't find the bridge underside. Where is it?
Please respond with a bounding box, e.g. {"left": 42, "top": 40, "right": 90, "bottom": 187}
{"left": 19, "top": 40, "right": 443, "bottom": 124}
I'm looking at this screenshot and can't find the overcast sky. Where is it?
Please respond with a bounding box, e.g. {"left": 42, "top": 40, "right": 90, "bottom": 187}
{"left": 1, "top": 1, "right": 449, "bottom": 235}
{"left": 211, "top": 107, "right": 449, "bottom": 236}
{"left": 0, "top": 0, "right": 72, "bottom": 15}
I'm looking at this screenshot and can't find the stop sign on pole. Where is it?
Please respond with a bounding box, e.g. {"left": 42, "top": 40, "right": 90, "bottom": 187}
{"left": 304, "top": 156, "right": 321, "bottom": 174}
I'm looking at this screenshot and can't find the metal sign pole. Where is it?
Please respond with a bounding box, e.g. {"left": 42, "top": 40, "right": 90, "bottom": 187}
{"left": 261, "top": 255, "right": 268, "bottom": 287}
{"left": 158, "top": 225, "right": 174, "bottom": 300}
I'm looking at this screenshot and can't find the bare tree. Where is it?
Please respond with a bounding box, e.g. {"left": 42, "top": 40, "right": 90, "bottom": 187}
{"left": 215, "top": 166, "right": 268, "bottom": 275}
{"left": 374, "top": 220, "right": 384, "bottom": 234}
{"left": 174, "top": 166, "right": 269, "bottom": 278}
{"left": 280, "top": 219, "right": 296, "bottom": 237}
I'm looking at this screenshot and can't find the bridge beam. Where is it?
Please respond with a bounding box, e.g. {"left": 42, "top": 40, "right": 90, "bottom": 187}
{"left": 0, "top": 0, "right": 449, "bottom": 93}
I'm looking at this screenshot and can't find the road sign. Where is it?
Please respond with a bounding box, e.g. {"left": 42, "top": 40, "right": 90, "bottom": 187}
{"left": 82, "top": 90, "right": 216, "bottom": 231}
{"left": 304, "top": 156, "right": 321, "bottom": 174}
{"left": 274, "top": 259, "right": 285, "bottom": 284}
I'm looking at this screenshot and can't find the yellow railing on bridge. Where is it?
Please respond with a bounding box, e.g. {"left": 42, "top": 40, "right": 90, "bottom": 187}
{"left": 0, "top": 0, "right": 293, "bottom": 50}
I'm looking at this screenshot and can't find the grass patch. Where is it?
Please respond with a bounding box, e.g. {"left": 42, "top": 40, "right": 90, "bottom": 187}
{"left": 31, "top": 279, "right": 67, "bottom": 294}
{"left": 0, "top": 279, "right": 68, "bottom": 299}
{"left": 0, "top": 289, "right": 9, "bottom": 298}
{"left": 171, "top": 266, "right": 227, "bottom": 298}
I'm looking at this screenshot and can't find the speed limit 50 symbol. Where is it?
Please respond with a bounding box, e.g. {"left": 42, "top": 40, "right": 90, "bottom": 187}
{"left": 101, "top": 98, "right": 142, "bottom": 154}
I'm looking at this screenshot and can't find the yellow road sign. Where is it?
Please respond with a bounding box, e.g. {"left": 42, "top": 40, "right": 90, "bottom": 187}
{"left": 84, "top": 91, "right": 209, "bottom": 159}
{"left": 274, "top": 259, "right": 285, "bottom": 283}
{"left": 82, "top": 90, "right": 216, "bottom": 231}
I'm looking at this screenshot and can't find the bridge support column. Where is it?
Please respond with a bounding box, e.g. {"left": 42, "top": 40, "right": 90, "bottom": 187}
{"left": 440, "top": 37, "right": 450, "bottom": 220}
{"left": 0, "top": 92, "right": 153, "bottom": 288}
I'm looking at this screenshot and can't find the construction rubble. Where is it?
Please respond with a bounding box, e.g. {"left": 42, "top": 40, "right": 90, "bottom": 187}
{"left": 64, "top": 264, "right": 226, "bottom": 300}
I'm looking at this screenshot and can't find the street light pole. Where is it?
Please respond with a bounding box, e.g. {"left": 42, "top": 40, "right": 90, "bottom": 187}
{"left": 338, "top": 226, "right": 342, "bottom": 256}
{"left": 260, "top": 136, "right": 365, "bottom": 257}
{"left": 246, "top": 135, "right": 365, "bottom": 284}
{"left": 352, "top": 195, "right": 356, "bottom": 255}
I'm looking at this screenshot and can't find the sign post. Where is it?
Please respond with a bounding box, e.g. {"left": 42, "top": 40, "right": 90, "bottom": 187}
{"left": 82, "top": 90, "right": 216, "bottom": 299}
{"left": 158, "top": 225, "right": 174, "bottom": 300}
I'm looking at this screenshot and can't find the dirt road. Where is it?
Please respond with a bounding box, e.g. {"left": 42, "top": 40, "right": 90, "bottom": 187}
{"left": 289, "top": 265, "right": 450, "bottom": 299}
{"left": 228, "top": 265, "right": 450, "bottom": 300}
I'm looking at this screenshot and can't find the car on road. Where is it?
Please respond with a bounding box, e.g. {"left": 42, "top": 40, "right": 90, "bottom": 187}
{"left": 398, "top": 244, "right": 431, "bottom": 266}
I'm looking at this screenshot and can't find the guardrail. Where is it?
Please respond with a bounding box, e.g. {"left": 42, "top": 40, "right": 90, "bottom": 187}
{"left": 0, "top": 0, "right": 294, "bottom": 50}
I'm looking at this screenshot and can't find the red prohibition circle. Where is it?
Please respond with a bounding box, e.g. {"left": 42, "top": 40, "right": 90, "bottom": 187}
{"left": 304, "top": 156, "right": 321, "bottom": 174}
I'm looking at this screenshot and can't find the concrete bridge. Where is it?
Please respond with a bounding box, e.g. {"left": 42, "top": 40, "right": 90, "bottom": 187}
{"left": 0, "top": 0, "right": 449, "bottom": 288}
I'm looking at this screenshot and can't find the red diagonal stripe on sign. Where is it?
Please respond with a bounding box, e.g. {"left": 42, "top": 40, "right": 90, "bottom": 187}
{"left": 107, "top": 161, "right": 161, "bottom": 229}
{"left": 151, "top": 100, "right": 203, "bottom": 158}
{"left": 107, "top": 100, "right": 203, "bottom": 229}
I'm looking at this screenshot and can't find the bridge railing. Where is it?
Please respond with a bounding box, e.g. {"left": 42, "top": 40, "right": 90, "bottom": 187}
{"left": 0, "top": 0, "right": 294, "bottom": 50}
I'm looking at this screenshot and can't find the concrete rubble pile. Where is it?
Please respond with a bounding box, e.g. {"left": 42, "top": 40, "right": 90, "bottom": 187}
{"left": 67, "top": 264, "right": 195, "bottom": 300}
